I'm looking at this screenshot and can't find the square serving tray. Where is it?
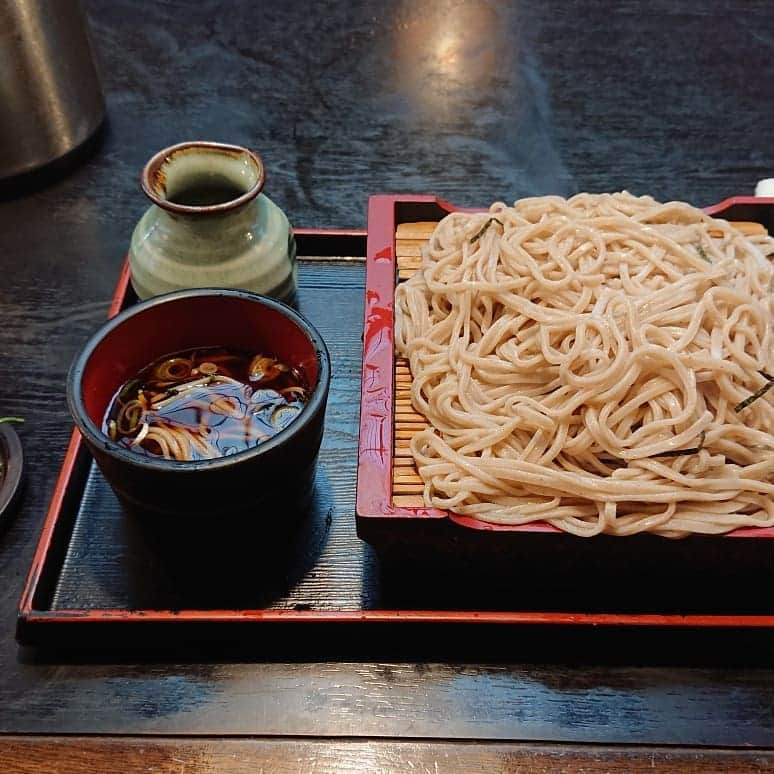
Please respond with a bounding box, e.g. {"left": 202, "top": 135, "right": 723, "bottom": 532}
{"left": 17, "top": 201, "right": 774, "bottom": 649}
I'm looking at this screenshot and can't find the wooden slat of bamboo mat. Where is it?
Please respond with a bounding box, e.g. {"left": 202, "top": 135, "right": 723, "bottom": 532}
{"left": 393, "top": 222, "right": 436, "bottom": 507}
{"left": 390, "top": 218, "right": 769, "bottom": 509}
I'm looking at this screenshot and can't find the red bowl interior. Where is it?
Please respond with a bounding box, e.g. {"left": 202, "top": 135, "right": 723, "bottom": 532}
{"left": 80, "top": 294, "right": 320, "bottom": 428}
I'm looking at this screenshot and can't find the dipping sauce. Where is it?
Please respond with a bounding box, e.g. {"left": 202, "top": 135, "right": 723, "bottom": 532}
{"left": 103, "top": 347, "right": 309, "bottom": 461}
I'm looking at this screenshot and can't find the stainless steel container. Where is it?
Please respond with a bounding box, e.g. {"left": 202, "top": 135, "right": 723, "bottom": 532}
{"left": 0, "top": 0, "right": 105, "bottom": 179}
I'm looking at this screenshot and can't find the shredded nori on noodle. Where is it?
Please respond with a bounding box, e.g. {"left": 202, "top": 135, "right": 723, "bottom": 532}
{"left": 471, "top": 217, "right": 503, "bottom": 244}
{"left": 735, "top": 371, "right": 774, "bottom": 412}
{"left": 649, "top": 430, "right": 706, "bottom": 458}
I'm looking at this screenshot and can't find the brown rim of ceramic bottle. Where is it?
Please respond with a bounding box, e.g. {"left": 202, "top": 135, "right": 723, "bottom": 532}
{"left": 140, "top": 141, "right": 267, "bottom": 215}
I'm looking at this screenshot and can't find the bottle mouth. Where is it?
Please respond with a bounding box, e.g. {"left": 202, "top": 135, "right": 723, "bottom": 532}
{"left": 141, "top": 141, "right": 266, "bottom": 214}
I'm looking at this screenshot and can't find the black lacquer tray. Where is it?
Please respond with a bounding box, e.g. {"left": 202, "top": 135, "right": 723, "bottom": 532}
{"left": 17, "top": 202, "right": 774, "bottom": 651}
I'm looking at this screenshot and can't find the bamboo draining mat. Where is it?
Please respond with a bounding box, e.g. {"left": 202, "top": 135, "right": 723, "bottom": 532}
{"left": 393, "top": 221, "right": 437, "bottom": 507}
{"left": 390, "top": 218, "right": 768, "bottom": 508}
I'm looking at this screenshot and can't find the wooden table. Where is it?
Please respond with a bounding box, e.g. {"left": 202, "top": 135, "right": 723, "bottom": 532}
{"left": 2, "top": 0, "right": 774, "bottom": 770}
{"left": 4, "top": 738, "right": 774, "bottom": 773}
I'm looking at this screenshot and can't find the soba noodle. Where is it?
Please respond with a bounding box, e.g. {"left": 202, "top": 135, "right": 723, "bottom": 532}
{"left": 395, "top": 192, "right": 774, "bottom": 537}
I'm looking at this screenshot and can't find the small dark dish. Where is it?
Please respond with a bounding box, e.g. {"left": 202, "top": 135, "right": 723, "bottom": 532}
{"left": 67, "top": 289, "right": 330, "bottom": 518}
{"left": 0, "top": 423, "right": 24, "bottom": 524}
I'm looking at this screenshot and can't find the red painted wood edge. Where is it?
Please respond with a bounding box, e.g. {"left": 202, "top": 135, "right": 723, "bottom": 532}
{"left": 108, "top": 258, "right": 132, "bottom": 318}
{"left": 356, "top": 196, "right": 445, "bottom": 521}
{"left": 20, "top": 609, "right": 774, "bottom": 628}
{"left": 19, "top": 259, "right": 132, "bottom": 617}
{"left": 704, "top": 195, "right": 774, "bottom": 215}
{"left": 355, "top": 194, "right": 774, "bottom": 539}
{"left": 293, "top": 227, "right": 367, "bottom": 237}
{"left": 18, "top": 428, "right": 83, "bottom": 614}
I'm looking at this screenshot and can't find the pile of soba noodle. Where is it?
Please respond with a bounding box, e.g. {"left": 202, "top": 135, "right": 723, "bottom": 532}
{"left": 395, "top": 192, "right": 774, "bottom": 537}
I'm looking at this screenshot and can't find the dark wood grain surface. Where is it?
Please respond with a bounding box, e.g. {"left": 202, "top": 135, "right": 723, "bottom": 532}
{"left": 1, "top": 0, "right": 774, "bottom": 749}
{"left": 4, "top": 737, "right": 774, "bottom": 774}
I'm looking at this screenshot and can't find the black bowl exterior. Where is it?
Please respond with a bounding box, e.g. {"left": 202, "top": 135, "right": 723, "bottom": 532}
{"left": 67, "top": 288, "right": 331, "bottom": 518}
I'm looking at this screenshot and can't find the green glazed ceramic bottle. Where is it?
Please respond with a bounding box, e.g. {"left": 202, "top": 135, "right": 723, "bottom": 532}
{"left": 129, "top": 141, "right": 297, "bottom": 303}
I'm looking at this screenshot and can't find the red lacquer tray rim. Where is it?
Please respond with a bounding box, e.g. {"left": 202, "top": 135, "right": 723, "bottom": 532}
{"left": 355, "top": 194, "right": 774, "bottom": 538}
{"left": 17, "top": 212, "right": 774, "bottom": 639}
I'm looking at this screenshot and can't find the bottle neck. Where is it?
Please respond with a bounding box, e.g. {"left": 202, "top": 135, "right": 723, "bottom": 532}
{"left": 157, "top": 196, "right": 263, "bottom": 235}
